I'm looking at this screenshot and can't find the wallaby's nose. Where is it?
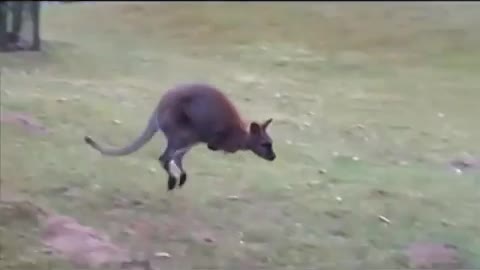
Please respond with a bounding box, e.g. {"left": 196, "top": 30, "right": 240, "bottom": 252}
{"left": 268, "top": 153, "right": 276, "bottom": 161}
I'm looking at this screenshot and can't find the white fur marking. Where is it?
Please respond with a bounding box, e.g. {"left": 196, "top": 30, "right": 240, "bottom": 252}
{"left": 168, "top": 160, "right": 182, "bottom": 179}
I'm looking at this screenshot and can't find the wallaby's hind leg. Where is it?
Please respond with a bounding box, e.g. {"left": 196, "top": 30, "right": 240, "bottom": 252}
{"left": 173, "top": 149, "right": 190, "bottom": 187}
{"left": 158, "top": 136, "right": 193, "bottom": 191}
{"left": 159, "top": 149, "right": 178, "bottom": 191}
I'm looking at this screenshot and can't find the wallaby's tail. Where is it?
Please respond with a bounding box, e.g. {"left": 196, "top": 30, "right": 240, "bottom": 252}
{"left": 84, "top": 112, "right": 159, "bottom": 156}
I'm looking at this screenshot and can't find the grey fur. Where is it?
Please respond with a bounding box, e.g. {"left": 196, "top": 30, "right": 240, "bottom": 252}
{"left": 84, "top": 107, "right": 160, "bottom": 156}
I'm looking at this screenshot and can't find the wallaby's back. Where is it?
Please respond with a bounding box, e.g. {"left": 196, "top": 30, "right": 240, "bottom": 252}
{"left": 85, "top": 83, "right": 247, "bottom": 156}
{"left": 157, "top": 83, "right": 247, "bottom": 142}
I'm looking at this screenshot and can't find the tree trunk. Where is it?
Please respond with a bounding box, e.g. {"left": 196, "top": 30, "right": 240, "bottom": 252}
{"left": 0, "top": 1, "right": 41, "bottom": 52}
{"left": 0, "top": 2, "right": 7, "bottom": 51}
{"left": 11, "top": 1, "right": 23, "bottom": 37}
{"left": 29, "top": 1, "right": 40, "bottom": 51}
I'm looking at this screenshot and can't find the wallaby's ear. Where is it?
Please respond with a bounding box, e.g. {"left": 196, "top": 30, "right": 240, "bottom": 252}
{"left": 249, "top": 122, "right": 262, "bottom": 135}
{"left": 262, "top": 118, "right": 273, "bottom": 129}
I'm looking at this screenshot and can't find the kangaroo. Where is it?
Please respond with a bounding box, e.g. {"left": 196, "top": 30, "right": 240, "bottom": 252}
{"left": 84, "top": 83, "right": 276, "bottom": 191}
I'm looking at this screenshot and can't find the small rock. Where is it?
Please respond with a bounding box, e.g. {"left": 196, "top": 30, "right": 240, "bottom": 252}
{"left": 148, "top": 167, "right": 157, "bottom": 174}
{"left": 235, "top": 74, "right": 258, "bottom": 84}
{"left": 39, "top": 247, "right": 54, "bottom": 255}
{"left": 441, "top": 219, "right": 455, "bottom": 227}
{"left": 203, "top": 237, "right": 215, "bottom": 243}
{"left": 308, "top": 111, "right": 315, "bottom": 116}
{"left": 275, "top": 57, "right": 291, "bottom": 66}
{"left": 112, "top": 119, "right": 122, "bottom": 125}
{"left": 330, "top": 229, "right": 348, "bottom": 238}
{"left": 56, "top": 97, "right": 68, "bottom": 103}
{"left": 227, "top": 195, "right": 240, "bottom": 200}
{"left": 51, "top": 186, "right": 70, "bottom": 194}
{"left": 378, "top": 215, "right": 391, "bottom": 224}
{"left": 318, "top": 169, "right": 327, "bottom": 174}
{"left": 154, "top": 252, "right": 171, "bottom": 259}
{"left": 335, "top": 196, "right": 343, "bottom": 203}
{"left": 454, "top": 168, "right": 463, "bottom": 175}
{"left": 370, "top": 189, "right": 390, "bottom": 197}
{"left": 332, "top": 151, "right": 339, "bottom": 157}
{"left": 131, "top": 199, "right": 144, "bottom": 206}
{"left": 274, "top": 93, "right": 282, "bottom": 98}
{"left": 398, "top": 160, "right": 409, "bottom": 166}
{"left": 437, "top": 112, "right": 445, "bottom": 118}
{"left": 303, "top": 121, "right": 311, "bottom": 127}
{"left": 285, "top": 140, "right": 293, "bottom": 145}
{"left": 325, "top": 210, "right": 343, "bottom": 219}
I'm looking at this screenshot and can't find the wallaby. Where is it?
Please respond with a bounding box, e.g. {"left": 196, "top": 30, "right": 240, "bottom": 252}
{"left": 84, "top": 83, "right": 276, "bottom": 191}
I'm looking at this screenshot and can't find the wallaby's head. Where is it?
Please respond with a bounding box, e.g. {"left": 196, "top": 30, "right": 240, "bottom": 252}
{"left": 247, "top": 118, "right": 276, "bottom": 161}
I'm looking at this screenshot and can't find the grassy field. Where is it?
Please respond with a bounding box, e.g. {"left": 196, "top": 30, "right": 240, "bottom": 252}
{"left": 1, "top": 2, "right": 480, "bottom": 269}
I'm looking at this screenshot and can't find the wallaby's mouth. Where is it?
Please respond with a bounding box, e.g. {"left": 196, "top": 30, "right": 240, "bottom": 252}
{"left": 266, "top": 153, "right": 276, "bottom": 161}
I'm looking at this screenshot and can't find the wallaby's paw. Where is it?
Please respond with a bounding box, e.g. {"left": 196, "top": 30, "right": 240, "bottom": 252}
{"left": 179, "top": 173, "right": 187, "bottom": 187}
{"left": 167, "top": 176, "right": 177, "bottom": 191}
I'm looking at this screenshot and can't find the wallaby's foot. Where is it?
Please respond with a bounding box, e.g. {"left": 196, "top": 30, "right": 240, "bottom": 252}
{"left": 160, "top": 153, "right": 188, "bottom": 190}
{"left": 179, "top": 173, "right": 187, "bottom": 188}
{"left": 167, "top": 176, "right": 177, "bottom": 191}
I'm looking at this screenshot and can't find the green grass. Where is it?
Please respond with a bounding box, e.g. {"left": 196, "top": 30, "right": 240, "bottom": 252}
{"left": 1, "top": 2, "right": 480, "bottom": 269}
